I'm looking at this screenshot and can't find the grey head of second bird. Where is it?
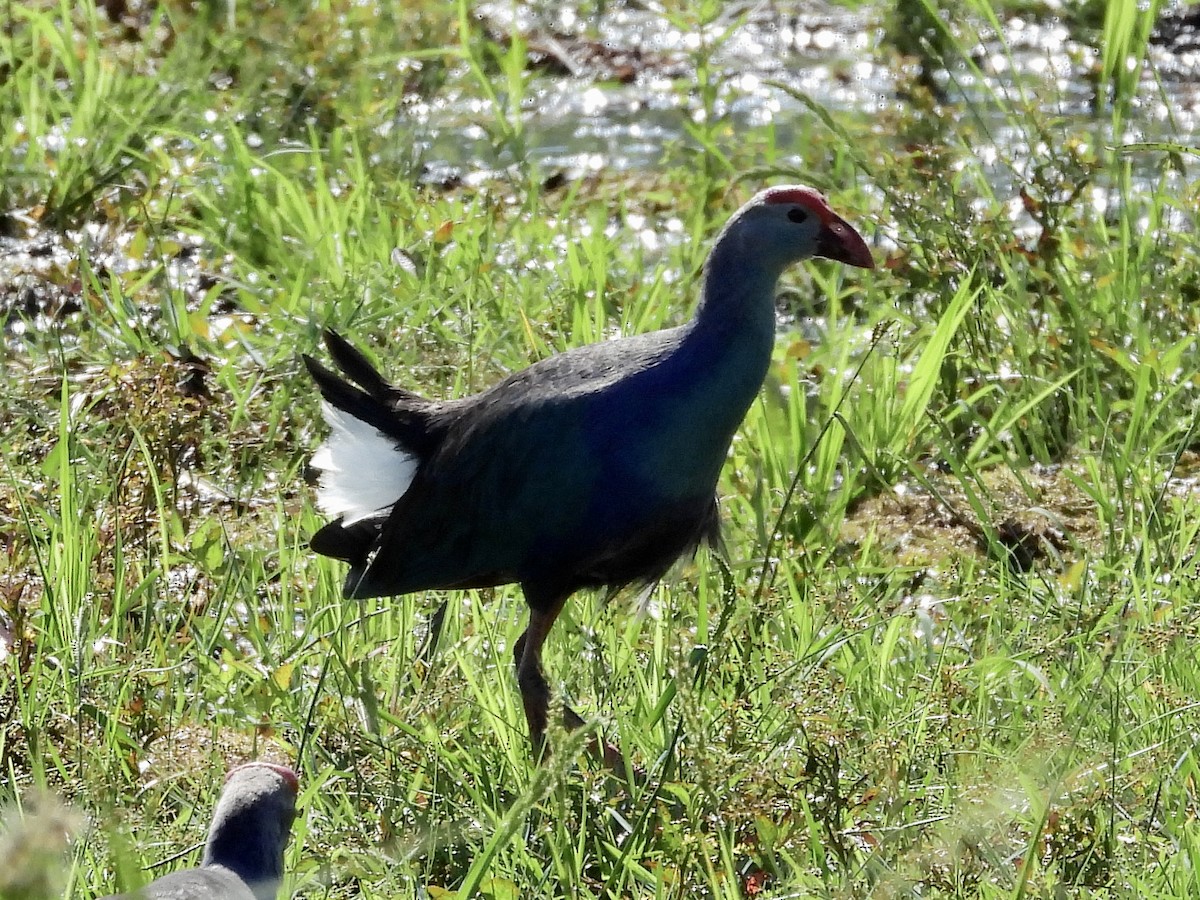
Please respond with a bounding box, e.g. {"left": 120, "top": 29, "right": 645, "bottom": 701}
{"left": 100, "top": 762, "right": 299, "bottom": 900}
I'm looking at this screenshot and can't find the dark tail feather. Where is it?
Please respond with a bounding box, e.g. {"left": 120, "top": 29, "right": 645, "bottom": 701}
{"left": 309, "top": 517, "right": 379, "bottom": 564}
{"left": 303, "top": 354, "right": 390, "bottom": 431}
{"left": 304, "top": 347, "right": 436, "bottom": 454}
{"left": 323, "top": 330, "right": 392, "bottom": 398}
{"left": 309, "top": 518, "right": 393, "bottom": 599}
{"left": 324, "top": 330, "right": 428, "bottom": 405}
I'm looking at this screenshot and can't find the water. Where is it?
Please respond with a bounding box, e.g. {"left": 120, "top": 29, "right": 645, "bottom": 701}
{"left": 408, "top": 4, "right": 1199, "bottom": 185}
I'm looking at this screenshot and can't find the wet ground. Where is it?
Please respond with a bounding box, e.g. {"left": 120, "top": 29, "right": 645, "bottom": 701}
{"left": 412, "top": 3, "right": 1200, "bottom": 185}
{"left": 5, "top": 3, "right": 1197, "bottom": 341}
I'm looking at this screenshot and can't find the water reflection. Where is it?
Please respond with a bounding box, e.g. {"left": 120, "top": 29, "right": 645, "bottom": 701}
{"left": 408, "top": 4, "right": 1196, "bottom": 185}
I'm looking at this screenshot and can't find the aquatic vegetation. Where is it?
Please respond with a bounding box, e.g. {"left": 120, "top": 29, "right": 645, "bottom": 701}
{"left": 1, "top": 0, "right": 1199, "bottom": 896}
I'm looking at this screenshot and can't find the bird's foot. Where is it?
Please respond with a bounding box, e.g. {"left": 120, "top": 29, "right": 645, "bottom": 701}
{"left": 590, "top": 735, "right": 647, "bottom": 786}
{"left": 561, "top": 707, "right": 645, "bottom": 785}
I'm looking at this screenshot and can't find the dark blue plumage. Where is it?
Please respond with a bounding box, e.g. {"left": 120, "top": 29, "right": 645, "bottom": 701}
{"left": 305, "top": 186, "right": 873, "bottom": 761}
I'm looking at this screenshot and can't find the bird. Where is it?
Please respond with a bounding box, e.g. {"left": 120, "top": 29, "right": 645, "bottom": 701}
{"left": 304, "top": 185, "right": 874, "bottom": 763}
{"left": 100, "top": 762, "right": 299, "bottom": 900}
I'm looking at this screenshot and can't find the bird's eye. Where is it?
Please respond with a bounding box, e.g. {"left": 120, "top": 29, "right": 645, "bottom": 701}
{"left": 787, "top": 208, "right": 808, "bottom": 224}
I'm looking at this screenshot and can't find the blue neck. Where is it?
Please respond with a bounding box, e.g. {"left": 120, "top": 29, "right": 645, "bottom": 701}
{"left": 619, "top": 244, "right": 780, "bottom": 499}
{"left": 685, "top": 237, "right": 783, "bottom": 422}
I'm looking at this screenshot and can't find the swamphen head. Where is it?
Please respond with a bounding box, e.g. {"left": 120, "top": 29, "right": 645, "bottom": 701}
{"left": 201, "top": 763, "right": 298, "bottom": 899}
{"left": 305, "top": 185, "right": 872, "bottom": 770}
{"left": 716, "top": 185, "right": 875, "bottom": 273}
{"left": 102, "top": 763, "right": 299, "bottom": 900}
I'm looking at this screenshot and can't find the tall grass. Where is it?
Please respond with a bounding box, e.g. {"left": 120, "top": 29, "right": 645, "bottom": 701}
{"left": 1, "top": 0, "right": 1198, "bottom": 898}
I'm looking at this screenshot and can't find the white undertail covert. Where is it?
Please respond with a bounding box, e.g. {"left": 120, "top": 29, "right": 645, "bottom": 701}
{"left": 311, "top": 401, "right": 416, "bottom": 525}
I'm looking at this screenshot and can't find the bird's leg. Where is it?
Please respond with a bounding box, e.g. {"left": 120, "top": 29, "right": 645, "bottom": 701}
{"left": 415, "top": 599, "right": 448, "bottom": 666}
{"left": 513, "top": 597, "right": 628, "bottom": 773}
{"left": 513, "top": 602, "right": 564, "bottom": 762}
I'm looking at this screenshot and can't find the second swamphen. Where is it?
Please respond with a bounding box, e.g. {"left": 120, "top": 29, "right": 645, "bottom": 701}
{"left": 304, "top": 185, "right": 874, "bottom": 761}
{"left": 101, "top": 762, "right": 298, "bottom": 900}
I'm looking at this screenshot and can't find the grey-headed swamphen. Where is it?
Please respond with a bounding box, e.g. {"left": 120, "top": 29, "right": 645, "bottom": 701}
{"left": 101, "top": 762, "right": 298, "bottom": 900}
{"left": 304, "top": 185, "right": 873, "bottom": 764}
